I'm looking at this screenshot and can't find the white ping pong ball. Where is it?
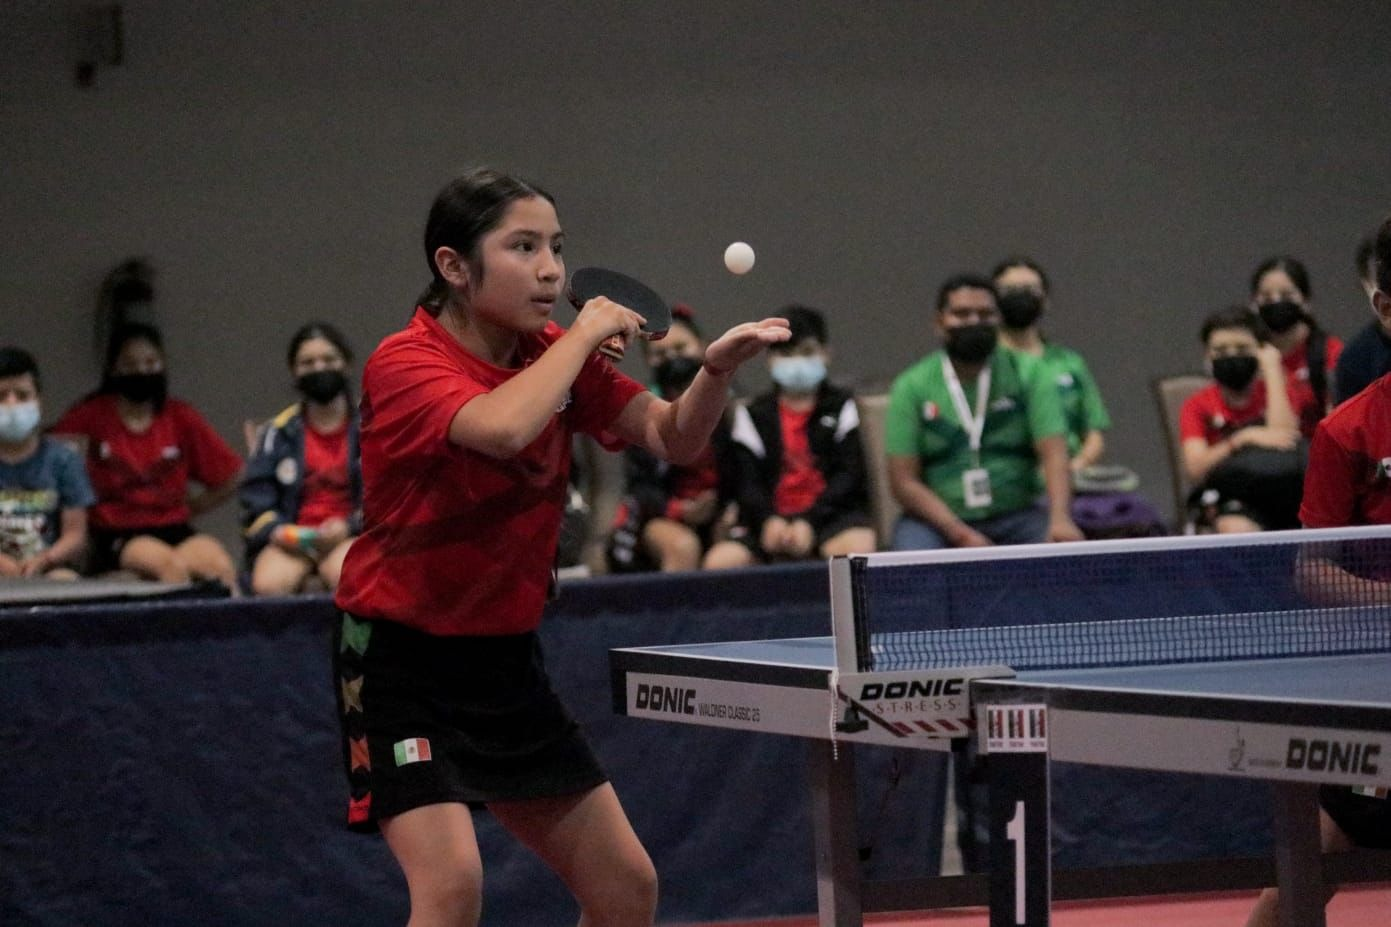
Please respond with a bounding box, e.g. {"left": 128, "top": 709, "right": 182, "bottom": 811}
{"left": 724, "top": 241, "right": 756, "bottom": 275}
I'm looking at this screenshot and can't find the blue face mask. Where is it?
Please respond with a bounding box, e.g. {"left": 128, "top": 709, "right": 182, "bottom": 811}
{"left": 770, "top": 355, "right": 827, "bottom": 392}
{"left": 0, "top": 401, "right": 40, "bottom": 443}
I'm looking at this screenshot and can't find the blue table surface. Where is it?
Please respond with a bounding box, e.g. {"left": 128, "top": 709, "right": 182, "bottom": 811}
{"left": 622, "top": 637, "right": 1391, "bottom": 709}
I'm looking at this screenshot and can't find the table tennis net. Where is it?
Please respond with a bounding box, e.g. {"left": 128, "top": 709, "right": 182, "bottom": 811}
{"left": 842, "top": 528, "right": 1391, "bottom": 672}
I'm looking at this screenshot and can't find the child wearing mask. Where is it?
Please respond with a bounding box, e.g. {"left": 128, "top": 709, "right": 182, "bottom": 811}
{"left": 1179, "top": 307, "right": 1300, "bottom": 532}
{"left": 0, "top": 347, "right": 95, "bottom": 579}
{"left": 605, "top": 353, "right": 731, "bottom": 572}
{"left": 53, "top": 323, "right": 242, "bottom": 586}
{"left": 239, "top": 322, "right": 361, "bottom": 594}
{"left": 703, "top": 305, "right": 876, "bottom": 567}
{"left": 1249, "top": 256, "right": 1343, "bottom": 437}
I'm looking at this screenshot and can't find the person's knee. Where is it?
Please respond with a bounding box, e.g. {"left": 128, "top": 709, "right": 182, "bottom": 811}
{"left": 580, "top": 852, "right": 657, "bottom": 925}
{"left": 821, "top": 527, "right": 877, "bottom": 557}
{"left": 409, "top": 860, "right": 483, "bottom": 926}
{"left": 701, "top": 541, "right": 753, "bottom": 570}
{"left": 1216, "top": 513, "right": 1262, "bottom": 534}
{"left": 648, "top": 526, "right": 700, "bottom": 572}
{"left": 123, "top": 543, "right": 188, "bottom": 583}
{"left": 181, "top": 538, "right": 236, "bottom": 582}
{"left": 317, "top": 559, "right": 343, "bottom": 589}
{"left": 251, "top": 570, "right": 299, "bottom": 597}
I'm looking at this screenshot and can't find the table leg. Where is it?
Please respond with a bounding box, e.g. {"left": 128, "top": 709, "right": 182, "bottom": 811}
{"left": 808, "top": 739, "right": 862, "bottom": 927}
{"left": 1271, "top": 782, "right": 1326, "bottom": 927}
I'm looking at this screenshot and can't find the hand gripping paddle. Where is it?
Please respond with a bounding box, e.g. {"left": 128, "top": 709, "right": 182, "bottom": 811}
{"left": 566, "top": 267, "right": 673, "bottom": 360}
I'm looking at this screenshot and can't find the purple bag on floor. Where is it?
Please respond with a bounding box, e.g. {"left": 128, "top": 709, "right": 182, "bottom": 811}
{"left": 1070, "top": 491, "right": 1167, "bottom": 539}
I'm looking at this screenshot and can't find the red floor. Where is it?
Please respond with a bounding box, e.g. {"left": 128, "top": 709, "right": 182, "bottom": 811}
{"left": 703, "top": 883, "right": 1391, "bottom": 926}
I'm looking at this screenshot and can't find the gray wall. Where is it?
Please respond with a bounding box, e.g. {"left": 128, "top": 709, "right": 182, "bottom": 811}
{"left": 4, "top": 1, "right": 1390, "bottom": 547}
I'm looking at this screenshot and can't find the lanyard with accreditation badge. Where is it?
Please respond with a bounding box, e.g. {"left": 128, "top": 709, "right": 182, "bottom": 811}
{"left": 941, "top": 356, "right": 993, "bottom": 509}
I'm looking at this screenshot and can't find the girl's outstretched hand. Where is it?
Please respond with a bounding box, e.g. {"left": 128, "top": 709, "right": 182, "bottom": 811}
{"left": 702, "top": 318, "right": 791, "bottom": 375}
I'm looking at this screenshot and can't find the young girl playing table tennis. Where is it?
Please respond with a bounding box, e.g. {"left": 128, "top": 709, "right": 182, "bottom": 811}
{"left": 333, "top": 167, "right": 788, "bottom": 927}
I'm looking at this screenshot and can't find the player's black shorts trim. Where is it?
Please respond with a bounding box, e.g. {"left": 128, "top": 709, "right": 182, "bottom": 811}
{"left": 86, "top": 523, "right": 197, "bottom": 574}
{"left": 335, "top": 612, "right": 607, "bottom": 832}
{"left": 1321, "top": 785, "right": 1391, "bottom": 849}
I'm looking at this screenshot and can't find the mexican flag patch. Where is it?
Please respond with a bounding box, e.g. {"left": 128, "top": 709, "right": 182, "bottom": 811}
{"left": 394, "top": 737, "right": 432, "bottom": 766}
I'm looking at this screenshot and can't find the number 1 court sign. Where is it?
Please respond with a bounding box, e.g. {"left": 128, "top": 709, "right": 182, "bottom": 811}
{"left": 984, "top": 704, "right": 1050, "bottom": 927}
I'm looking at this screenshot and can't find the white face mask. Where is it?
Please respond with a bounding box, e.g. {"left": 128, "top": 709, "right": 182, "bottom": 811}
{"left": 770, "top": 356, "right": 827, "bottom": 392}
{"left": 0, "top": 401, "right": 40, "bottom": 442}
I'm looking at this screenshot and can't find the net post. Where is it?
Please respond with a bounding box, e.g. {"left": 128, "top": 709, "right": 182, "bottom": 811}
{"left": 829, "top": 556, "right": 865, "bottom": 675}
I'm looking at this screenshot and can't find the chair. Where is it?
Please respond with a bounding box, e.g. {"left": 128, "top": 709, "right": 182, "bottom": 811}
{"left": 1151, "top": 374, "right": 1208, "bottom": 531}
{"left": 853, "top": 392, "right": 900, "bottom": 549}
{"left": 572, "top": 433, "right": 626, "bottom": 574}
{"left": 242, "top": 419, "right": 263, "bottom": 455}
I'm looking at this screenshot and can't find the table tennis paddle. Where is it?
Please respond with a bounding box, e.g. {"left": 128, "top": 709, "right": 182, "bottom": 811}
{"left": 567, "top": 267, "right": 672, "bottom": 360}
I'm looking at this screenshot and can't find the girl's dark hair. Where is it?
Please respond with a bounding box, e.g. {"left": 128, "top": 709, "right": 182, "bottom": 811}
{"left": 1249, "top": 255, "right": 1312, "bottom": 301}
{"left": 103, "top": 322, "right": 164, "bottom": 376}
{"left": 417, "top": 167, "right": 555, "bottom": 313}
{"left": 1376, "top": 216, "right": 1391, "bottom": 293}
{"left": 97, "top": 322, "right": 166, "bottom": 409}
{"left": 287, "top": 321, "right": 354, "bottom": 368}
{"left": 990, "top": 255, "right": 1051, "bottom": 295}
{"left": 670, "top": 302, "right": 702, "bottom": 339}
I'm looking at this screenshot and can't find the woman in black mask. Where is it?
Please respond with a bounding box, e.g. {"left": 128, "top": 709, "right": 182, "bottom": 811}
{"left": 239, "top": 322, "right": 362, "bottom": 594}
{"left": 54, "top": 323, "right": 243, "bottom": 585}
{"left": 1178, "top": 307, "right": 1300, "bottom": 532}
{"left": 993, "top": 256, "right": 1111, "bottom": 473}
{"left": 1249, "top": 256, "right": 1343, "bottom": 437}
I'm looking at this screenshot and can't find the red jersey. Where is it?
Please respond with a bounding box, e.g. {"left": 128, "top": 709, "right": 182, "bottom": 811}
{"left": 53, "top": 395, "right": 242, "bottom": 531}
{"left": 774, "top": 402, "right": 826, "bottom": 516}
{"left": 1178, "top": 381, "right": 1270, "bottom": 446}
{"left": 298, "top": 423, "right": 353, "bottom": 526}
{"left": 335, "top": 309, "right": 646, "bottom": 636}
{"left": 662, "top": 445, "right": 719, "bottom": 521}
{"left": 1283, "top": 335, "right": 1343, "bottom": 437}
{"left": 1299, "top": 373, "right": 1391, "bottom": 529}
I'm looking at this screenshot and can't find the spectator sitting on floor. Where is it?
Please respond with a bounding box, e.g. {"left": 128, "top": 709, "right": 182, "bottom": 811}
{"left": 240, "top": 322, "right": 361, "bottom": 594}
{"left": 703, "top": 304, "right": 876, "bottom": 568}
{"left": 1332, "top": 232, "right": 1390, "bottom": 405}
{"left": 1179, "top": 307, "right": 1301, "bottom": 533}
{"left": 0, "top": 347, "right": 95, "bottom": 579}
{"left": 885, "top": 273, "right": 1081, "bottom": 551}
{"left": 53, "top": 323, "right": 242, "bottom": 588}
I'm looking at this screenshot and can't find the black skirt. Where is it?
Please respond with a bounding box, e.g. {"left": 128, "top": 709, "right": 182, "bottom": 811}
{"left": 336, "top": 613, "right": 607, "bottom": 832}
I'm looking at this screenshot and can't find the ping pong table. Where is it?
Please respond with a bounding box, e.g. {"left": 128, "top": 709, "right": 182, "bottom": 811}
{"left": 610, "top": 531, "right": 1391, "bottom": 927}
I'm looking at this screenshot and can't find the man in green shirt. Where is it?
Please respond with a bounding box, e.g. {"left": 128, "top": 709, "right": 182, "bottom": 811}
{"left": 885, "top": 273, "right": 1082, "bottom": 550}
{"left": 993, "top": 256, "right": 1112, "bottom": 469}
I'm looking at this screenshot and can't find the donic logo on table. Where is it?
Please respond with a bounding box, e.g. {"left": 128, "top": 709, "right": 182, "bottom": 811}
{"left": 635, "top": 683, "right": 696, "bottom": 715}
{"left": 1285, "top": 738, "right": 1380, "bottom": 775}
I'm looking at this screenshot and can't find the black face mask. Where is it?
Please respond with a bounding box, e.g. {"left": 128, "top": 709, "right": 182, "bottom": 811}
{"left": 653, "top": 356, "right": 701, "bottom": 396}
{"left": 296, "top": 369, "right": 348, "bottom": 404}
{"left": 996, "top": 289, "right": 1043, "bottom": 329}
{"left": 109, "top": 372, "right": 167, "bottom": 405}
{"left": 944, "top": 323, "right": 998, "bottom": 364}
{"left": 1212, "top": 354, "right": 1259, "bottom": 392}
{"left": 1258, "top": 300, "right": 1304, "bottom": 334}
